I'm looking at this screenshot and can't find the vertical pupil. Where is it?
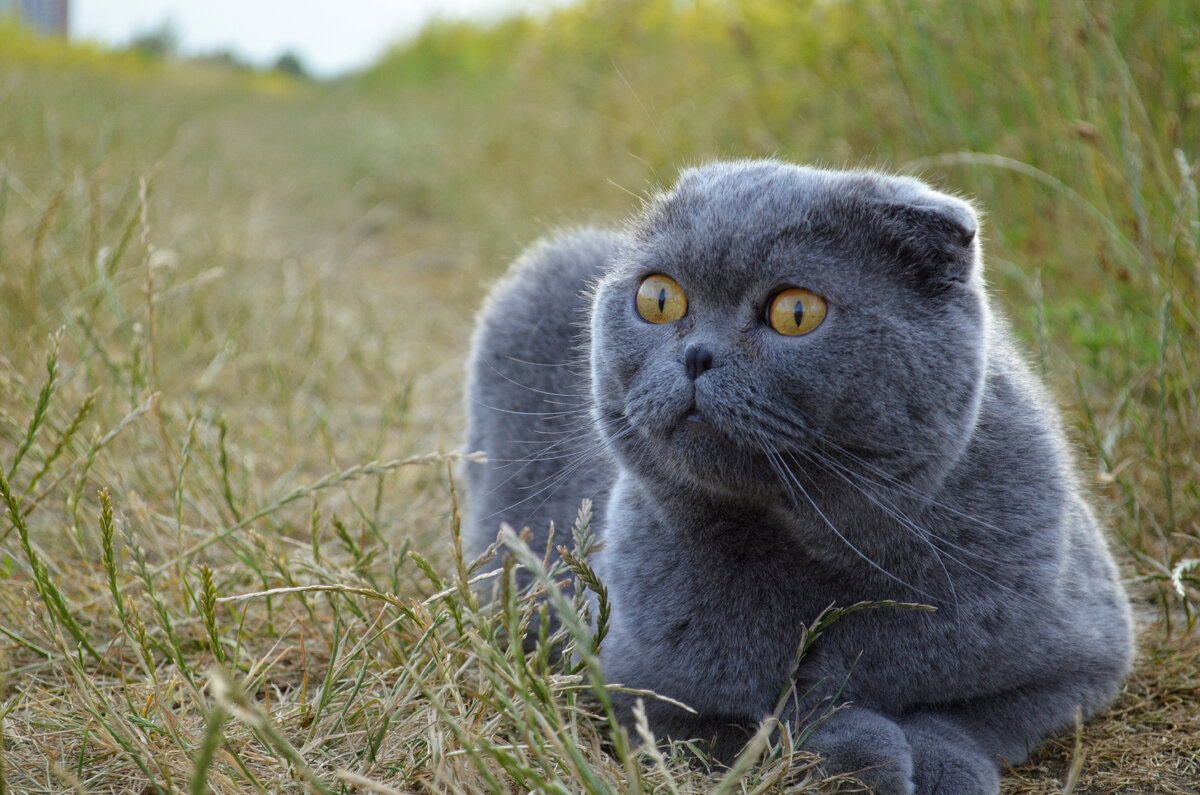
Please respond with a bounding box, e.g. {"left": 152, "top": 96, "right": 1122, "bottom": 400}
{"left": 658, "top": 288, "right": 667, "bottom": 313}
{"left": 793, "top": 300, "right": 804, "bottom": 328}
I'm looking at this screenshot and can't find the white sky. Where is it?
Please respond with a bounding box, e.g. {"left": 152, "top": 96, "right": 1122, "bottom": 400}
{"left": 72, "top": 0, "right": 577, "bottom": 77}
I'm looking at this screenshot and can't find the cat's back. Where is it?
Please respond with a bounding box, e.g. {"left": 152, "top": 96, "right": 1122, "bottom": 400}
{"left": 463, "top": 229, "right": 621, "bottom": 559}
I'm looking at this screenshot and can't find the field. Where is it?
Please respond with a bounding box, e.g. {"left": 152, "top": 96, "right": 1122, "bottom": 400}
{"left": 1, "top": 0, "right": 1198, "bottom": 791}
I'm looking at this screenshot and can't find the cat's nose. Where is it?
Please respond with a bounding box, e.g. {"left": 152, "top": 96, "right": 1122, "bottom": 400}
{"left": 684, "top": 343, "right": 714, "bottom": 380}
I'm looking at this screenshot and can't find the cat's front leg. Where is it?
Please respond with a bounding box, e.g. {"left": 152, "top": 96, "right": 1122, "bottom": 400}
{"left": 802, "top": 707, "right": 915, "bottom": 795}
{"left": 898, "top": 714, "right": 1000, "bottom": 795}
{"left": 804, "top": 707, "right": 1000, "bottom": 795}
{"left": 894, "top": 662, "right": 1126, "bottom": 794}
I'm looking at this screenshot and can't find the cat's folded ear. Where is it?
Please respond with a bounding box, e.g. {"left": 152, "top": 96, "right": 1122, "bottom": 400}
{"left": 870, "top": 192, "right": 979, "bottom": 290}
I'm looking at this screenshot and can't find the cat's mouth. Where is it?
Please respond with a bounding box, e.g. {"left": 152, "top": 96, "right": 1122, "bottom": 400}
{"left": 681, "top": 404, "right": 717, "bottom": 433}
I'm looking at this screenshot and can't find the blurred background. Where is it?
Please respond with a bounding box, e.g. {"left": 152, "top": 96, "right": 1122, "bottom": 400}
{"left": 64, "top": 0, "right": 576, "bottom": 77}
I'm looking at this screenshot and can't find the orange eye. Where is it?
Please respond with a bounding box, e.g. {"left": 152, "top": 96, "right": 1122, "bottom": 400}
{"left": 636, "top": 274, "right": 687, "bottom": 324}
{"left": 768, "top": 288, "right": 826, "bottom": 336}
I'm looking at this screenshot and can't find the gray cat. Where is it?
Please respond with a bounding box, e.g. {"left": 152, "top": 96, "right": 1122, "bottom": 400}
{"left": 463, "top": 160, "right": 1133, "bottom": 794}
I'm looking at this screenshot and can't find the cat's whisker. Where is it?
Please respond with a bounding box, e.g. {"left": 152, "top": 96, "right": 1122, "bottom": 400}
{"left": 476, "top": 417, "right": 609, "bottom": 496}
{"left": 776, "top": 440, "right": 1027, "bottom": 613}
{"left": 488, "top": 435, "right": 611, "bottom": 465}
{"left": 761, "top": 445, "right": 937, "bottom": 603}
{"left": 783, "top": 447, "right": 961, "bottom": 612}
{"left": 501, "top": 354, "right": 584, "bottom": 369}
{"left": 747, "top": 395, "right": 1007, "bottom": 539}
{"left": 733, "top": 385, "right": 1032, "bottom": 609}
{"left": 755, "top": 397, "right": 949, "bottom": 460}
{"left": 481, "top": 355, "right": 593, "bottom": 399}
{"left": 494, "top": 410, "right": 605, "bottom": 449}
{"left": 808, "top": 449, "right": 994, "bottom": 562}
{"left": 469, "top": 399, "right": 589, "bottom": 419}
{"left": 812, "top": 434, "right": 1007, "bottom": 536}
{"left": 476, "top": 425, "right": 636, "bottom": 526}
{"left": 512, "top": 415, "right": 604, "bottom": 440}
{"left": 540, "top": 397, "right": 595, "bottom": 408}
{"left": 791, "top": 447, "right": 1047, "bottom": 609}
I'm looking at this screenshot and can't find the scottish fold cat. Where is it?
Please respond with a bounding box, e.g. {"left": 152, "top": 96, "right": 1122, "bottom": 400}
{"left": 463, "top": 160, "right": 1133, "bottom": 794}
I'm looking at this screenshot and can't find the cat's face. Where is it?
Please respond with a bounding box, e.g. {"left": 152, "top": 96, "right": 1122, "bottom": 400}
{"left": 590, "top": 161, "right": 988, "bottom": 501}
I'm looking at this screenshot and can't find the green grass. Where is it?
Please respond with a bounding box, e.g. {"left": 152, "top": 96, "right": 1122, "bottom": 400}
{"left": 1, "top": 0, "right": 1198, "bottom": 791}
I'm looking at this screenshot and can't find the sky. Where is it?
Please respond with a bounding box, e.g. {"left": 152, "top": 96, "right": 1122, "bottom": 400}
{"left": 71, "top": 0, "right": 577, "bottom": 77}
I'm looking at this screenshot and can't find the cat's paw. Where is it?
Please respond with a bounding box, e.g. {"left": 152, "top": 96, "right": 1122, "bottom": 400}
{"left": 901, "top": 714, "right": 1000, "bottom": 795}
{"left": 805, "top": 708, "right": 915, "bottom": 795}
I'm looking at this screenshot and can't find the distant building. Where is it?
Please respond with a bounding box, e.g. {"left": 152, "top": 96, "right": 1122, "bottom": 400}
{"left": 0, "top": 0, "right": 69, "bottom": 36}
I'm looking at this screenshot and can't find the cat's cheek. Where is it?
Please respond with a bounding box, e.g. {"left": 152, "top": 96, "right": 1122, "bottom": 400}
{"left": 590, "top": 327, "right": 641, "bottom": 396}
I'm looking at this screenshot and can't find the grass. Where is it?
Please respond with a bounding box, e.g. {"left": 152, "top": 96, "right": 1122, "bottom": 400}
{"left": 0, "top": 0, "right": 1198, "bottom": 791}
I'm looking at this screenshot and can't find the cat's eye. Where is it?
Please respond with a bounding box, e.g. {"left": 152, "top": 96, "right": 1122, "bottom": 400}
{"left": 636, "top": 274, "right": 688, "bottom": 324}
{"left": 768, "top": 288, "right": 826, "bottom": 336}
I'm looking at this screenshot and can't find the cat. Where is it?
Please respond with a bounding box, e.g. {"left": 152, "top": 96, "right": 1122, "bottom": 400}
{"left": 462, "top": 160, "right": 1133, "bottom": 794}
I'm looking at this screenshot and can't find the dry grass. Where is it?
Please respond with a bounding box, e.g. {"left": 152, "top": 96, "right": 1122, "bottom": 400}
{"left": 1005, "top": 628, "right": 1200, "bottom": 794}
{"left": 1, "top": 0, "right": 1198, "bottom": 791}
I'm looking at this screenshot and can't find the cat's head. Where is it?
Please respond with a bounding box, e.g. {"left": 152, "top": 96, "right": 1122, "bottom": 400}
{"left": 589, "top": 160, "right": 988, "bottom": 501}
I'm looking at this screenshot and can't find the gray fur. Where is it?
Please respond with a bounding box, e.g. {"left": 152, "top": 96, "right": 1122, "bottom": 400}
{"left": 463, "top": 160, "right": 1133, "bottom": 794}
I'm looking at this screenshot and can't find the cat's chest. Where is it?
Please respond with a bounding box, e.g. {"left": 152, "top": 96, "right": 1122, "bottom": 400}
{"left": 597, "top": 479, "right": 858, "bottom": 620}
{"left": 597, "top": 484, "right": 843, "bottom": 714}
